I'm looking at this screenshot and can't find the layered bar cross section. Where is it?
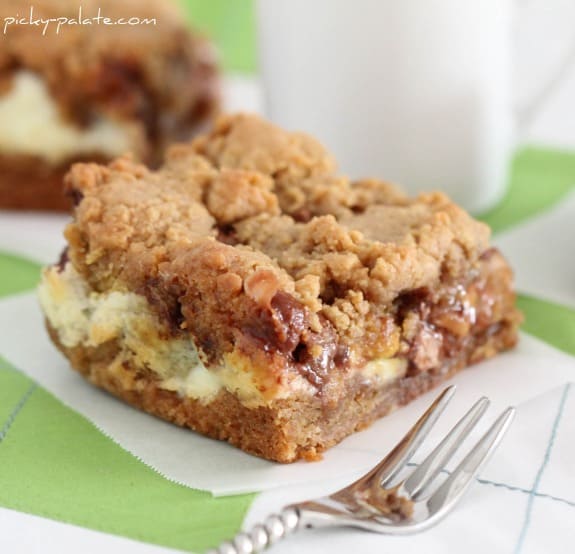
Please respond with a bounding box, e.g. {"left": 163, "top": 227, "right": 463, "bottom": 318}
{"left": 39, "top": 114, "right": 521, "bottom": 461}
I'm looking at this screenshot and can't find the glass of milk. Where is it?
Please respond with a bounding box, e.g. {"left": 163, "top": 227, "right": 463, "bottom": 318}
{"left": 256, "top": 0, "right": 573, "bottom": 213}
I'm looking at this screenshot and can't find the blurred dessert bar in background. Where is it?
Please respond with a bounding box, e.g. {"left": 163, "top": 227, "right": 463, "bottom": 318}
{"left": 0, "top": 0, "right": 219, "bottom": 210}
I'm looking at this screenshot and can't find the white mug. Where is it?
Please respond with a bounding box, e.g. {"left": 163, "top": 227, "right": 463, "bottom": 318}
{"left": 256, "top": 0, "right": 573, "bottom": 213}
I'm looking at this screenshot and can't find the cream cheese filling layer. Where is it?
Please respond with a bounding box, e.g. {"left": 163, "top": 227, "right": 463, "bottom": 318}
{"left": 38, "top": 264, "right": 407, "bottom": 407}
{"left": 0, "top": 71, "right": 137, "bottom": 163}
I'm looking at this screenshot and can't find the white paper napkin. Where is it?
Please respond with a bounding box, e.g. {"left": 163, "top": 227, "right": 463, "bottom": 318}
{"left": 0, "top": 210, "right": 69, "bottom": 265}
{"left": 493, "top": 191, "right": 575, "bottom": 310}
{"left": 0, "top": 291, "right": 573, "bottom": 497}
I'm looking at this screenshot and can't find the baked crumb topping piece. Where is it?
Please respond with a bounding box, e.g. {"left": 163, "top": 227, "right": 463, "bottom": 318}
{"left": 41, "top": 113, "right": 521, "bottom": 462}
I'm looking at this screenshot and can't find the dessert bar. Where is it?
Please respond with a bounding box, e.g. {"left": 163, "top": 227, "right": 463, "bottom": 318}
{"left": 39, "top": 114, "right": 521, "bottom": 462}
{"left": 0, "top": 0, "right": 218, "bottom": 210}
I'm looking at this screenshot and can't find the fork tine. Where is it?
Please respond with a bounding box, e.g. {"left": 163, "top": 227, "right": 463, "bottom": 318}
{"left": 328, "top": 386, "right": 456, "bottom": 506}
{"left": 329, "top": 386, "right": 456, "bottom": 506}
{"left": 426, "top": 406, "right": 515, "bottom": 518}
{"left": 332, "top": 385, "right": 455, "bottom": 498}
{"left": 403, "top": 396, "right": 490, "bottom": 499}
{"left": 374, "top": 385, "right": 456, "bottom": 487}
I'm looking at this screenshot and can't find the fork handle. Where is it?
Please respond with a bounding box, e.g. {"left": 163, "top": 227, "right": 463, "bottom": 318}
{"left": 205, "top": 507, "right": 301, "bottom": 554}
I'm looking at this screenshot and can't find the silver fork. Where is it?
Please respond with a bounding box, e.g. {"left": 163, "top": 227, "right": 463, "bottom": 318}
{"left": 207, "top": 386, "right": 514, "bottom": 554}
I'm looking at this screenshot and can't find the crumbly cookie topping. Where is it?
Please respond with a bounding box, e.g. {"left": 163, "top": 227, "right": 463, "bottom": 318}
{"left": 63, "top": 114, "right": 493, "bottom": 370}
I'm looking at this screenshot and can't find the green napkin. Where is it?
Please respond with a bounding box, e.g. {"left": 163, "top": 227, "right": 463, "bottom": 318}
{"left": 183, "top": 0, "right": 256, "bottom": 73}
{"left": 481, "top": 147, "right": 575, "bottom": 234}
{"left": 0, "top": 359, "right": 253, "bottom": 552}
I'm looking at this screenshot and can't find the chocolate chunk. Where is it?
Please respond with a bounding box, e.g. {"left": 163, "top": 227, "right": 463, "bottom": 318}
{"left": 271, "top": 295, "right": 341, "bottom": 389}
{"left": 394, "top": 287, "right": 432, "bottom": 319}
{"left": 55, "top": 247, "right": 69, "bottom": 272}
{"left": 333, "top": 344, "right": 351, "bottom": 367}
{"left": 216, "top": 224, "right": 239, "bottom": 246}
{"left": 242, "top": 292, "right": 305, "bottom": 353}
{"left": 138, "top": 277, "right": 185, "bottom": 336}
{"left": 241, "top": 292, "right": 342, "bottom": 389}
{"left": 291, "top": 321, "right": 339, "bottom": 390}
{"left": 270, "top": 292, "right": 307, "bottom": 351}
{"left": 66, "top": 187, "right": 84, "bottom": 207}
